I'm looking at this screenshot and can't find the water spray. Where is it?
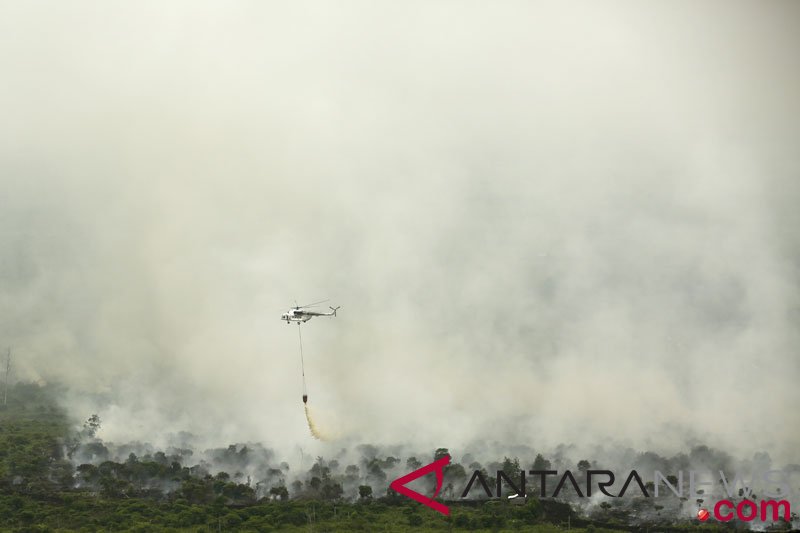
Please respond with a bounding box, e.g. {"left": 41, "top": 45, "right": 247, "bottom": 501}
{"left": 304, "top": 404, "right": 326, "bottom": 440}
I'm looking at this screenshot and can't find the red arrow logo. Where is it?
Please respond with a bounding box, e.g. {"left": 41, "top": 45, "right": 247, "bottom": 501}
{"left": 389, "top": 454, "right": 450, "bottom": 515}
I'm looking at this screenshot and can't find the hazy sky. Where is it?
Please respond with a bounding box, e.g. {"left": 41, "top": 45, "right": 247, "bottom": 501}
{"left": 1, "top": 1, "right": 798, "bottom": 463}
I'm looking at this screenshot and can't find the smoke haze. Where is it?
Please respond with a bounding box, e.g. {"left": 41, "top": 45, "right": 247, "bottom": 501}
{"left": 1, "top": 2, "right": 799, "bottom": 463}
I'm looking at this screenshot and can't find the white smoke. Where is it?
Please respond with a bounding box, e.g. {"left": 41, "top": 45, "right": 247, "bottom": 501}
{"left": 0, "top": 1, "right": 798, "bottom": 463}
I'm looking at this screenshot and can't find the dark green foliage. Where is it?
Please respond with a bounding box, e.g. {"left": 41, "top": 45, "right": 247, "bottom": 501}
{"left": 434, "top": 448, "right": 449, "bottom": 462}
{"left": 0, "top": 383, "right": 721, "bottom": 532}
{"left": 532, "top": 453, "right": 551, "bottom": 471}
{"left": 357, "top": 484, "right": 372, "bottom": 500}
{"left": 269, "top": 484, "right": 288, "bottom": 501}
{"left": 408, "top": 512, "right": 424, "bottom": 526}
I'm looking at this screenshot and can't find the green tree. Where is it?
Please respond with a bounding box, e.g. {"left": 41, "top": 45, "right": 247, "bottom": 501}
{"left": 83, "top": 414, "right": 101, "bottom": 438}
{"left": 270, "top": 485, "right": 289, "bottom": 501}
{"left": 358, "top": 485, "right": 373, "bottom": 500}
{"left": 532, "top": 453, "right": 551, "bottom": 470}
{"left": 434, "top": 448, "right": 449, "bottom": 462}
{"left": 321, "top": 481, "right": 343, "bottom": 501}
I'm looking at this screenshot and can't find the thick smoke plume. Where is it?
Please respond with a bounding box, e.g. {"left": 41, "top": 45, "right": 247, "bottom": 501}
{"left": 0, "top": 2, "right": 799, "bottom": 465}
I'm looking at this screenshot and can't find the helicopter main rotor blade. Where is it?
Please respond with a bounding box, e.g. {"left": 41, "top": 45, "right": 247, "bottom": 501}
{"left": 298, "top": 299, "right": 329, "bottom": 309}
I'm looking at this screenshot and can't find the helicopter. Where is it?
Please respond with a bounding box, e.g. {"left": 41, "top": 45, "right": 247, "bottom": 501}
{"left": 281, "top": 299, "right": 340, "bottom": 324}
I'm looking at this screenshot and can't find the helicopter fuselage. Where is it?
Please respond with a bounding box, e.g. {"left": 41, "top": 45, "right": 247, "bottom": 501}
{"left": 281, "top": 305, "right": 340, "bottom": 324}
{"left": 282, "top": 310, "right": 313, "bottom": 323}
